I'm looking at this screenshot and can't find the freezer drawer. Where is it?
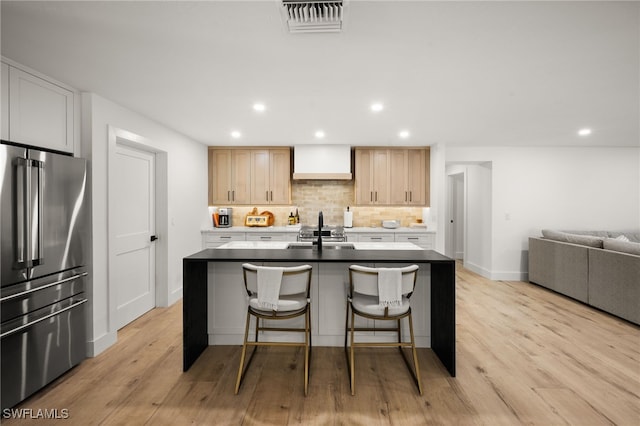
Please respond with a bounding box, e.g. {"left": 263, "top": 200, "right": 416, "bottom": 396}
{"left": 1, "top": 295, "right": 87, "bottom": 410}
{"left": 1, "top": 268, "right": 86, "bottom": 323}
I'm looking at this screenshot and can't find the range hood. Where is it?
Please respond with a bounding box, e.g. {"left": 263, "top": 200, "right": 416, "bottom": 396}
{"left": 293, "top": 145, "right": 352, "bottom": 180}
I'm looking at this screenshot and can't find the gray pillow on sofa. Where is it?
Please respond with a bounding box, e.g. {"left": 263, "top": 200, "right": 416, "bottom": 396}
{"left": 541, "top": 229, "right": 604, "bottom": 248}
{"left": 541, "top": 229, "right": 569, "bottom": 242}
{"left": 603, "top": 238, "right": 640, "bottom": 255}
{"left": 609, "top": 231, "right": 640, "bottom": 243}
{"left": 565, "top": 233, "right": 604, "bottom": 248}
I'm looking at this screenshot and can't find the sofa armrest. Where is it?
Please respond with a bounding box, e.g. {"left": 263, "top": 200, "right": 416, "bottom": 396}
{"left": 528, "top": 237, "right": 589, "bottom": 303}
{"left": 589, "top": 249, "right": 640, "bottom": 325}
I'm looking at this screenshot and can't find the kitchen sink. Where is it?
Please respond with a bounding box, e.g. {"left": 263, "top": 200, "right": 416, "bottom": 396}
{"left": 287, "top": 243, "right": 355, "bottom": 250}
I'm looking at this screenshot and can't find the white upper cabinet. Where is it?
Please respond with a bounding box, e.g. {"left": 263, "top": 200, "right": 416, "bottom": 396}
{"left": 2, "top": 62, "right": 75, "bottom": 153}
{"left": 1, "top": 63, "right": 8, "bottom": 141}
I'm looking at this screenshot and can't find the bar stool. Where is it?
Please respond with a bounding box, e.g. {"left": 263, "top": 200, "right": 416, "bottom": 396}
{"left": 235, "top": 263, "right": 313, "bottom": 396}
{"left": 345, "top": 264, "right": 423, "bottom": 395}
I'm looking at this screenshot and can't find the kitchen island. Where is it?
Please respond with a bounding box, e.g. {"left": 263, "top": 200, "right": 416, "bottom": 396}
{"left": 182, "top": 242, "right": 456, "bottom": 377}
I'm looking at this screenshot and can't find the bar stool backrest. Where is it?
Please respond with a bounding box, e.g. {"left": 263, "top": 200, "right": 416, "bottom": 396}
{"left": 349, "top": 264, "right": 419, "bottom": 298}
{"left": 242, "top": 263, "right": 312, "bottom": 297}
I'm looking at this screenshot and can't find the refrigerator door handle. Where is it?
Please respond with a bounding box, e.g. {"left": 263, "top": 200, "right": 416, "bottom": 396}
{"left": 29, "top": 159, "right": 44, "bottom": 267}
{"left": 13, "top": 157, "right": 29, "bottom": 269}
{"left": 0, "top": 298, "right": 88, "bottom": 339}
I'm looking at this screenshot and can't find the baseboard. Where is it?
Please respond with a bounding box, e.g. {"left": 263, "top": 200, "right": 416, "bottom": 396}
{"left": 463, "top": 261, "right": 491, "bottom": 279}
{"left": 463, "top": 261, "right": 527, "bottom": 282}
{"left": 490, "top": 271, "right": 529, "bottom": 281}
{"left": 169, "top": 287, "right": 183, "bottom": 306}
{"left": 87, "top": 330, "right": 117, "bottom": 357}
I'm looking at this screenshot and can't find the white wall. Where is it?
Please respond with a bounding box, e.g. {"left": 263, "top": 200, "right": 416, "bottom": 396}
{"left": 81, "top": 93, "right": 208, "bottom": 356}
{"left": 446, "top": 146, "right": 640, "bottom": 280}
{"left": 429, "top": 143, "right": 447, "bottom": 252}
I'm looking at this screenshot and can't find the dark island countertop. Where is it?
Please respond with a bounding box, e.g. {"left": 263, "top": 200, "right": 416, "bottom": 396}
{"left": 184, "top": 247, "right": 453, "bottom": 264}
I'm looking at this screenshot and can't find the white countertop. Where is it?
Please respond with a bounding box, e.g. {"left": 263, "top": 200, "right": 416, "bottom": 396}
{"left": 201, "top": 226, "right": 434, "bottom": 234}
{"left": 216, "top": 241, "right": 424, "bottom": 250}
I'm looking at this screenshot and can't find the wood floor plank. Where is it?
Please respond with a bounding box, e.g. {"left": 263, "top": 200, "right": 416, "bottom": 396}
{"left": 3, "top": 264, "right": 639, "bottom": 425}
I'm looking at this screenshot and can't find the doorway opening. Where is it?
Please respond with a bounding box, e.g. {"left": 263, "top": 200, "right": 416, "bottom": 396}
{"left": 107, "top": 126, "right": 168, "bottom": 331}
{"left": 446, "top": 171, "right": 465, "bottom": 261}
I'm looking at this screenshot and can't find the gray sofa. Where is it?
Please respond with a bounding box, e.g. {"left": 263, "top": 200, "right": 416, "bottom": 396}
{"left": 528, "top": 230, "right": 640, "bottom": 325}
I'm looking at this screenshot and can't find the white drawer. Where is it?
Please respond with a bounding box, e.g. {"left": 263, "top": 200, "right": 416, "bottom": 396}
{"left": 395, "top": 233, "right": 434, "bottom": 249}
{"left": 203, "top": 232, "right": 245, "bottom": 248}
{"left": 245, "top": 233, "right": 298, "bottom": 242}
{"left": 357, "top": 234, "right": 395, "bottom": 243}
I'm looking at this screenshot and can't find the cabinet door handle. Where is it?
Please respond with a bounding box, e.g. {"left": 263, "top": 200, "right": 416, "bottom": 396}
{"left": 370, "top": 192, "right": 373, "bottom": 202}
{"left": 260, "top": 236, "right": 272, "bottom": 240}
{"left": 227, "top": 191, "right": 231, "bottom": 201}
{"left": 375, "top": 192, "right": 378, "bottom": 202}
{"left": 409, "top": 191, "right": 412, "bottom": 202}
{"left": 232, "top": 190, "right": 235, "bottom": 201}
{"left": 270, "top": 191, "right": 273, "bottom": 201}
{"left": 405, "top": 192, "right": 408, "bottom": 202}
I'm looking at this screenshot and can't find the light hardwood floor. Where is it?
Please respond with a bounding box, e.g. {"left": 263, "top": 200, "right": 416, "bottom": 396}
{"left": 4, "top": 264, "right": 639, "bottom": 425}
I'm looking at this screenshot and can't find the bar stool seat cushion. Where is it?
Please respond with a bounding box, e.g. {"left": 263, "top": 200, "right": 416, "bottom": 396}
{"left": 351, "top": 294, "right": 411, "bottom": 316}
{"left": 249, "top": 295, "right": 308, "bottom": 313}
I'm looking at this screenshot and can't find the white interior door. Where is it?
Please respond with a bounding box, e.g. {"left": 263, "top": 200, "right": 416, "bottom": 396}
{"left": 113, "top": 143, "right": 156, "bottom": 330}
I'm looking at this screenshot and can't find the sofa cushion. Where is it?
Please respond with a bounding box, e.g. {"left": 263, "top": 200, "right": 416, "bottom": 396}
{"left": 541, "top": 229, "right": 569, "bottom": 242}
{"left": 609, "top": 231, "right": 640, "bottom": 243}
{"left": 564, "top": 230, "right": 610, "bottom": 238}
{"left": 603, "top": 238, "right": 640, "bottom": 256}
{"left": 565, "top": 234, "right": 604, "bottom": 248}
{"left": 541, "top": 229, "right": 604, "bottom": 248}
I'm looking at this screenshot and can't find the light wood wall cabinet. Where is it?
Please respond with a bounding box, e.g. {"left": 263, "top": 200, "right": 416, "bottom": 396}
{"left": 355, "top": 148, "right": 390, "bottom": 204}
{"left": 208, "top": 147, "right": 291, "bottom": 206}
{"left": 355, "top": 147, "right": 429, "bottom": 206}
{"left": 1, "top": 61, "right": 75, "bottom": 153}
{"left": 250, "top": 149, "right": 291, "bottom": 204}
{"left": 390, "top": 148, "right": 429, "bottom": 205}
{"left": 208, "top": 148, "right": 251, "bottom": 205}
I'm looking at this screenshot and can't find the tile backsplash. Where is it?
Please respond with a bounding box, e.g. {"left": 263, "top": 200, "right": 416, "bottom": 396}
{"left": 213, "top": 180, "right": 426, "bottom": 227}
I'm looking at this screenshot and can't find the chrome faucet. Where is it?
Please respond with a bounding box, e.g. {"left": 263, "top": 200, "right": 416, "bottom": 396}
{"left": 314, "top": 211, "right": 323, "bottom": 251}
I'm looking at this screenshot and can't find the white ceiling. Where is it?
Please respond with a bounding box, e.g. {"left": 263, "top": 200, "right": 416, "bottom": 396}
{"left": 2, "top": 1, "right": 638, "bottom": 148}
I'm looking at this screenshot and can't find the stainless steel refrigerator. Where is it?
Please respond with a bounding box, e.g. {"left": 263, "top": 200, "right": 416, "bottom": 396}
{"left": 1, "top": 142, "right": 88, "bottom": 409}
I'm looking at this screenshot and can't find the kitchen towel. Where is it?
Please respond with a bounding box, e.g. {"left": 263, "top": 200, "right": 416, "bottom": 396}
{"left": 257, "top": 266, "right": 284, "bottom": 311}
{"left": 377, "top": 268, "right": 402, "bottom": 308}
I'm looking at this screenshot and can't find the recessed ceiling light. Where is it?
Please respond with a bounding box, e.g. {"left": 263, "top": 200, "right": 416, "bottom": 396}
{"left": 253, "top": 103, "right": 266, "bottom": 112}
{"left": 578, "top": 128, "right": 592, "bottom": 136}
{"left": 370, "top": 102, "right": 384, "bottom": 112}
{"left": 399, "top": 130, "right": 410, "bottom": 139}
{"left": 314, "top": 130, "right": 325, "bottom": 139}
{"left": 231, "top": 130, "right": 242, "bottom": 139}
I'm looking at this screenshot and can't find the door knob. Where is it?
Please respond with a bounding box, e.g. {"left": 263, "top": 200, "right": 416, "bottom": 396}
{"left": 150, "top": 235, "right": 158, "bottom": 242}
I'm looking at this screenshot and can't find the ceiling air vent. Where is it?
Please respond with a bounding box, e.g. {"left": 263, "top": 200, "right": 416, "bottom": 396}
{"left": 281, "top": 1, "right": 346, "bottom": 33}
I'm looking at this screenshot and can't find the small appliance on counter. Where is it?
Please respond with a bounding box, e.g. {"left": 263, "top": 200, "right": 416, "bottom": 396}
{"left": 343, "top": 206, "right": 353, "bottom": 228}
{"left": 217, "top": 207, "right": 232, "bottom": 227}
